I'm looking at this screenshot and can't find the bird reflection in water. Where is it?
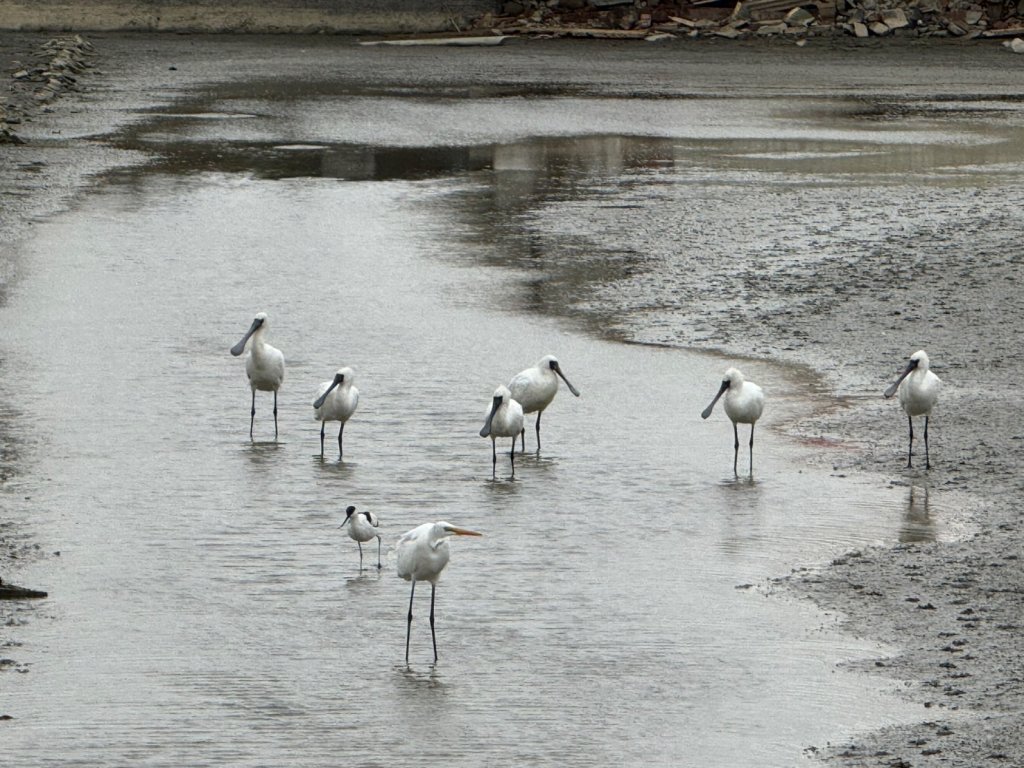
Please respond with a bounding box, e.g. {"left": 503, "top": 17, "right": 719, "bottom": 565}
{"left": 899, "top": 485, "right": 937, "bottom": 544}
{"left": 398, "top": 663, "right": 446, "bottom": 690}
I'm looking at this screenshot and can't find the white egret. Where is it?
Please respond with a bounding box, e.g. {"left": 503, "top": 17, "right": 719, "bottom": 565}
{"left": 884, "top": 349, "right": 941, "bottom": 469}
{"left": 340, "top": 504, "right": 381, "bottom": 570}
{"left": 508, "top": 354, "right": 580, "bottom": 453}
{"left": 230, "top": 312, "right": 285, "bottom": 440}
{"left": 480, "top": 385, "right": 524, "bottom": 478}
{"left": 313, "top": 367, "right": 359, "bottom": 458}
{"left": 701, "top": 366, "right": 765, "bottom": 475}
{"left": 396, "top": 521, "right": 482, "bottom": 663}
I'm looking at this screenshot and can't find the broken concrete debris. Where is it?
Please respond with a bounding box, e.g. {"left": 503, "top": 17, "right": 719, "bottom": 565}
{"left": 477, "top": 0, "right": 1024, "bottom": 43}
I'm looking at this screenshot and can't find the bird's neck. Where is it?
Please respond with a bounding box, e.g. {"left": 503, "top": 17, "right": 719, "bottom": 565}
{"left": 249, "top": 333, "right": 267, "bottom": 354}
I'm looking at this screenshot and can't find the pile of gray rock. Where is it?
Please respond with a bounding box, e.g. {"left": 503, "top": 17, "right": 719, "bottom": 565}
{"left": 1, "top": 35, "right": 95, "bottom": 144}
{"left": 482, "top": 0, "right": 1024, "bottom": 42}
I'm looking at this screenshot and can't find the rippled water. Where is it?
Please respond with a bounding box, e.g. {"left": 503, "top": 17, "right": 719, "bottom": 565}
{"left": 3, "top": 51, "right": 998, "bottom": 767}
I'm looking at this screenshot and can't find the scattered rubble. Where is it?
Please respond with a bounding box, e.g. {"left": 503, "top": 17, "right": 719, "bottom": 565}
{"left": 2, "top": 35, "right": 95, "bottom": 144}
{"left": 471, "top": 0, "right": 1024, "bottom": 44}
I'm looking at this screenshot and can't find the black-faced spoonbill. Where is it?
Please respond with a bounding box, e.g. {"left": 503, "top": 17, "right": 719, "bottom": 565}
{"left": 701, "top": 367, "right": 765, "bottom": 475}
{"left": 340, "top": 505, "right": 381, "bottom": 570}
{"left": 396, "top": 521, "right": 482, "bottom": 663}
{"left": 884, "top": 349, "right": 941, "bottom": 469}
{"left": 479, "top": 385, "right": 524, "bottom": 478}
{"left": 508, "top": 354, "right": 580, "bottom": 453}
{"left": 313, "top": 367, "right": 359, "bottom": 458}
{"left": 230, "top": 312, "right": 285, "bottom": 440}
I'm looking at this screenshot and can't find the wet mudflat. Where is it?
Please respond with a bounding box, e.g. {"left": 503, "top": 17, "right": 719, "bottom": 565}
{"left": 1, "top": 34, "right": 1022, "bottom": 767}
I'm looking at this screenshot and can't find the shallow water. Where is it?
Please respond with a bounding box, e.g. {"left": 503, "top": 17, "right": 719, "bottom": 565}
{"left": 2, "top": 52, "right": 999, "bottom": 767}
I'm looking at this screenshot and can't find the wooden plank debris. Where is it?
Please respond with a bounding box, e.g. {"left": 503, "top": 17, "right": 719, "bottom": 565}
{"left": 982, "top": 26, "right": 1024, "bottom": 37}
{"left": 496, "top": 25, "right": 651, "bottom": 39}
{"left": 360, "top": 34, "right": 507, "bottom": 46}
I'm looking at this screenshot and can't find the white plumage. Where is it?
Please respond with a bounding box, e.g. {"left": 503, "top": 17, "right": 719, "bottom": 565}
{"left": 396, "top": 521, "right": 482, "bottom": 663}
{"left": 480, "top": 384, "right": 524, "bottom": 478}
{"left": 508, "top": 354, "right": 580, "bottom": 453}
{"left": 313, "top": 367, "right": 359, "bottom": 458}
{"left": 884, "top": 349, "right": 941, "bottom": 469}
{"left": 701, "top": 366, "right": 765, "bottom": 475}
{"left": 340, "top": 505, "right": 381, "bottom": 570}
{"left": 230, "top": 312, "right": 285, "bottom": 439}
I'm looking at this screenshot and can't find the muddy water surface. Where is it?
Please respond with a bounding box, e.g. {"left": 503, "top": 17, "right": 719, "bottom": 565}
{"left": 3, "top": 49, "right": 1004, "bottom": 767}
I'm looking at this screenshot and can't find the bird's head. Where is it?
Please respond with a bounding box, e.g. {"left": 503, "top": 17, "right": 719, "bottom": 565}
{"left": 230, "top": 312, "right": 267, "bottom": 357}
{"left": 543, "top": 356, "right": 580, "bottom": 397}
{"left": 883, "top": 350, "right": 928, "bottom": 399}
{"left": 723, "top": 367, "right": 744, "bottom": 387}
{"left": 701, "top": 367, "right": 743, "bottom": 419}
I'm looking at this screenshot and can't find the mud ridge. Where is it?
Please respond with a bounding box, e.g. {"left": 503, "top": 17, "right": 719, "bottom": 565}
{"left": 1, "top": 34, "right": 96, "bottom": 144}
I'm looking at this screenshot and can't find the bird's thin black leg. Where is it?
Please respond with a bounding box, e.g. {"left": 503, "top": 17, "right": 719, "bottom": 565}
{"left": 749, "top": 423, "right": 755, "bottom": 476}
{"left": 249, "top": 390, "right": 256, "bottom": 440}
{"left": 491, "top": 439, "right": 497, "bottom": 477}
{"left": 338, "top": 423, "right": 344, "bottom": 459}
{"left": 535, "top": 411, "right": 543, "bottom": 454}
{"left": 320, "top": 422, "right": 325, "bottom": 457}
{"left": 519, "top": 428, "right": 525, "bottom": 454}
{"left": 357, "top": 541, "right": 364, "bottom": 571}
{"left": 732, "top": 422, "right": 740, "bottom": 475}
{"left": 924, "top": 416, "right": 930, "bottom": 470}
{"left": 405, "top": 581, "right": 416, "bottom": 663}
{"left": 907, "top": 416, "right": 914, "bottom": 469}
{"left": 376, "top": 536, "right": 382, "bottom": 570}
{"left": 273, "top": 391, "right": 279, "bottom": 440}
{"left": 510, "top": 440, "right": 516, "bottom": 479}
{"left": 429, "top": 582, "right": 438, "bottom": 663}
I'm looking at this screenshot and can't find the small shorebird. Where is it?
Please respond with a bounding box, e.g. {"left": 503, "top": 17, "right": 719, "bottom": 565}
{"left": 340, "top": 505, "right": 382, "bottom": 570}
